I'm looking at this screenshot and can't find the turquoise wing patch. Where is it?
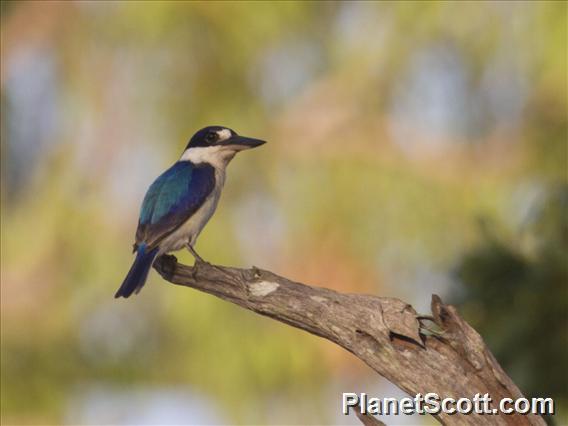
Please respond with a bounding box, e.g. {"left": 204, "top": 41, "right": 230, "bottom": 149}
{"left": 135, "top": 162, "right": 216, "bottom": 248}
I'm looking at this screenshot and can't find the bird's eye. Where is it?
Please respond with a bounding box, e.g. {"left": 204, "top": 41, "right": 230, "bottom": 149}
{"left": 205, "top": 132, "right": 217, "bottom": 143}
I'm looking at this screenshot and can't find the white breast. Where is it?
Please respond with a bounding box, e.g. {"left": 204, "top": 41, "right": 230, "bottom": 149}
{"left": 158, "top": 167, "right": 226, "bottom": 255}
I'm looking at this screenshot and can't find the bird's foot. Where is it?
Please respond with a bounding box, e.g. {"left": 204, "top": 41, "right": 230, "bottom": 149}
{"left": 184, "top": 244, "right": 232, "bottom": 279}
{"left": 417, "top": 315, "right": 445, "bottom": 338}
{"left": 190, "top": 256, "right": 215, "bottom": 278}
{"left": 186, "top": 244, "right": 207, "bottom": 263}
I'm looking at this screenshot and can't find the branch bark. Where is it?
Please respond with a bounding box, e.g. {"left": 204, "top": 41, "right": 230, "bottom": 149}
{"left": 153, "top": 255, "right": 545, "bottom": 426}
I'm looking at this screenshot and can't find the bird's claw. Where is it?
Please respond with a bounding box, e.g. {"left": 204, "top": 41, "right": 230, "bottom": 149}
{"left": 190, "top": 257, "right": 214, "bottom": 278}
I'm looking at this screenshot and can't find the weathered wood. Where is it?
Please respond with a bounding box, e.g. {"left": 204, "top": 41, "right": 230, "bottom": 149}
{"left": 153, "top": 255, "right": 545, "bottom": 426}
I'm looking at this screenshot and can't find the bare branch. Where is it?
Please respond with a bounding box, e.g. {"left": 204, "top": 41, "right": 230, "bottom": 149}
{"left": 153, "top": 255, "right": 545, "bottom": 426}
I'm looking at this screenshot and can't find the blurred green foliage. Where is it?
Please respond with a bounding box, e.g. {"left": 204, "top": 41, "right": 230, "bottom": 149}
{"left": 1, "top": 1, "right": 566, "bottom": 425}
{"left": 453, "top": 185, "right": 568, "bottom": 415}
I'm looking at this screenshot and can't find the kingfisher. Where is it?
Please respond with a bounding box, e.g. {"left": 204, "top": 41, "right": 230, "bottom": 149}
{"left": 115, "top": 126, "right": 266, "bottom": 298}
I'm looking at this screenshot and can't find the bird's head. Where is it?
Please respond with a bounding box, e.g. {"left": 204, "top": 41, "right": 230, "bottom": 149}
{"left": 180, "top": 126, "right": 266, "bottom": 165}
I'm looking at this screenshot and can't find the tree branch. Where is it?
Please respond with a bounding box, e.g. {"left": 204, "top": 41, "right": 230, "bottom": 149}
{"left": 153, "top": 255, "right": 545, "bottom": 426}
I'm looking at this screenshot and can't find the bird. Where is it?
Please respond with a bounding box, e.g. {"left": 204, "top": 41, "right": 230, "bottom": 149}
{"left": 115, "top": 126, "right": 266, "bottom": 298}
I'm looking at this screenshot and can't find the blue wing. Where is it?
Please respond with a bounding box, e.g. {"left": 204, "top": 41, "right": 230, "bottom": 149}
{"left": 135, "top": 161, "right": 216, "bottom": 249}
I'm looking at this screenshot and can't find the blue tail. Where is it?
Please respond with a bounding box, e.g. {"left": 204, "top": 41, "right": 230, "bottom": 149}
{"left": 115, "top": 244, "right": 159, "bottom": 298}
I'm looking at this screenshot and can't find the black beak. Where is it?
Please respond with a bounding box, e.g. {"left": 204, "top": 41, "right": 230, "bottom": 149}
{"left": 223, "top": 135, "right": 266, "bottom": 149}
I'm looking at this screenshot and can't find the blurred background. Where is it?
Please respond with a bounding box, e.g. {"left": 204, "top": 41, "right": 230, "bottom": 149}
{"left": 1, "top": 1, "right": 566, "bottom": 425}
